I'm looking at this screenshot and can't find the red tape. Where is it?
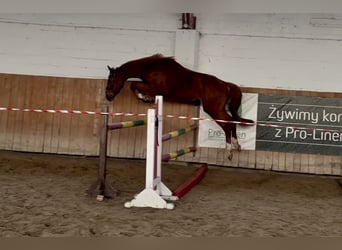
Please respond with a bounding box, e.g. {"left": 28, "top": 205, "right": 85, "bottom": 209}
{"left": 0, "top": 106, "right": 341, "bottom": 133}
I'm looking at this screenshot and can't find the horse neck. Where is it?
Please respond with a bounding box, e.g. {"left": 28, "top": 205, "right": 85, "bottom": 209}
{"left": 117, "top": 61, "right": 145, "bottom": 81}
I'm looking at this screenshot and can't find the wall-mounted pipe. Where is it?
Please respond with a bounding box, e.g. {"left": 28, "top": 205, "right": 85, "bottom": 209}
{"left": 181, "top": 13, "right": 196, "bottom": 29}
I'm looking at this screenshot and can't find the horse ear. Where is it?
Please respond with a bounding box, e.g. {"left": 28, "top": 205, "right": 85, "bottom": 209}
{"left": 107, "top": 65, "right": 113, "bottom": 71}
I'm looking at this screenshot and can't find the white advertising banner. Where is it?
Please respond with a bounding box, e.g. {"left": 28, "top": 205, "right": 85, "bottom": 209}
{"left": 198, "top": 93, "right": 258, "bottom": 150}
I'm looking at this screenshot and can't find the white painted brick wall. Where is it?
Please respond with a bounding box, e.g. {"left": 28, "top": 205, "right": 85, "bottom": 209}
{"left": 0, "top": 13, "right": 341, "bottom": 92}
{"left": 197, "top": 13, "right": 342, "bottom": 92}
{"left": 0, "top": 14, "right": 178, "bottom": 79}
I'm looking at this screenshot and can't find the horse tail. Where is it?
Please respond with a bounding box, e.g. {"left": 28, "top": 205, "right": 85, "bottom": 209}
{"left": 237, "top": 117, "right": 255, "bottom": 126}
{"left": 227, "top": 83, "right": 255, "bottom": 126}
{"left": 231, "top": 111, "right": 255, "bottom": 126}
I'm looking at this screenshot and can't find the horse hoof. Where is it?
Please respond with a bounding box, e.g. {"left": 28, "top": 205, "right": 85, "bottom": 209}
{"left": 142, "top": 99, "right": 154, "bottom": 103}
{"left": 231, "top": 138, "right": 241, "bottom": 151}
{"left": 143, "top": 96, "right": 155, "bottom": 103}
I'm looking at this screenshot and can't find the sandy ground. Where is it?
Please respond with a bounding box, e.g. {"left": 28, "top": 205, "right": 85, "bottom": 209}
{"left": 0, "top": 150, "right": 342, "bottom": 237}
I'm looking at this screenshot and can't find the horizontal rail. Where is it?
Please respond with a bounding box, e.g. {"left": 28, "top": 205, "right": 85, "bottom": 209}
{"left": 108, "top": 119, "right": 146, "bottom": 130}
{"left": 162, "top": 147, "right": 197, "bottom": 162}
{"left": 162, "top": 124, "right": 197, "bottom": 142}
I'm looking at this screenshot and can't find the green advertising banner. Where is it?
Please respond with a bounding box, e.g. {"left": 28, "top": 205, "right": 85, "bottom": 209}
{"left": 256, "top": 94, "right": 342, "bottom": 156}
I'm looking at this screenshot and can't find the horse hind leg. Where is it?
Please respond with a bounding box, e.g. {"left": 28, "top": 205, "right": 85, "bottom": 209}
{"left": 227, "top": 95, "right": 245, "bottom": 152}
{"left": 224, "top": 125, "right": 240, "bottom": 160}
{"left": 232, "top": 137, "right": 241, "bottom": 152}
{"left": 226, "top": 140, "right": 234, "bottom": 161}
{"left": 204, "top": 105, "right": 235, "bottom": 160}
{"left": 230, "top": 107, "right": 254, "bottom": 152}
{"left": 231, "top": 123, "right": 241, "bottom": 152}
{"left": 218, "top": 113, "right": 240, "bottom": 159}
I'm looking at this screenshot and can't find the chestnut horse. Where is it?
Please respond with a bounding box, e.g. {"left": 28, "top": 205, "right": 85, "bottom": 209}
{"left": 106, "top": 54, "right": 254, "bottom": 160}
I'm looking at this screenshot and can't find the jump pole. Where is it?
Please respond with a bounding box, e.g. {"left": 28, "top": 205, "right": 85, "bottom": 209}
{"left": 173, "top": 164, "right": 208, "bottom": 198}
{"left": 87, "top": 104, "right": 116, "bottom": 200}
{"left": 162, "top": 125, "right": 197, "bottom": 142}
{"left": 108, "top": 119, "right": 146, "bottom": 130}
{"left": 125, "top": 96, "right": 177, "bottom": 209}
{"left": 162, "top": 146, "right": 197, "bottom": 162}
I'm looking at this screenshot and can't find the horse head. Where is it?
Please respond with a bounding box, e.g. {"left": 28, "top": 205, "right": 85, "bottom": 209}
{"left": 106, "top": 65, "right": 121, "bottom": 101}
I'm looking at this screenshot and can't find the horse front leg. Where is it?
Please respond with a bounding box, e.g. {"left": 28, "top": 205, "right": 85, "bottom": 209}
{"left": 130, "top": 81, "right": 155, "bottom": 103}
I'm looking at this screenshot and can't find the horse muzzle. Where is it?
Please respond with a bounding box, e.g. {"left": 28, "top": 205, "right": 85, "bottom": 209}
{"left": 105, "top": 89, "right": 115, "bottom": 101}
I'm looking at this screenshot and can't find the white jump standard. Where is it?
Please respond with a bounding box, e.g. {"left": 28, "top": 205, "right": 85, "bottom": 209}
{"left": 125, "top": 96, "right": 178, "bottom": 209}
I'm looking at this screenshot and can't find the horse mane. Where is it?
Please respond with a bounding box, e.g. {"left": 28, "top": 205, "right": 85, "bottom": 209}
{"left": 151, "top": 53, "right": 174, "bottom": 60}
{"left": 118, "top": 54, "right": 176, "bottom": 71}
{"left": 141, "top": 53, "right": 175, "bottom": 62}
